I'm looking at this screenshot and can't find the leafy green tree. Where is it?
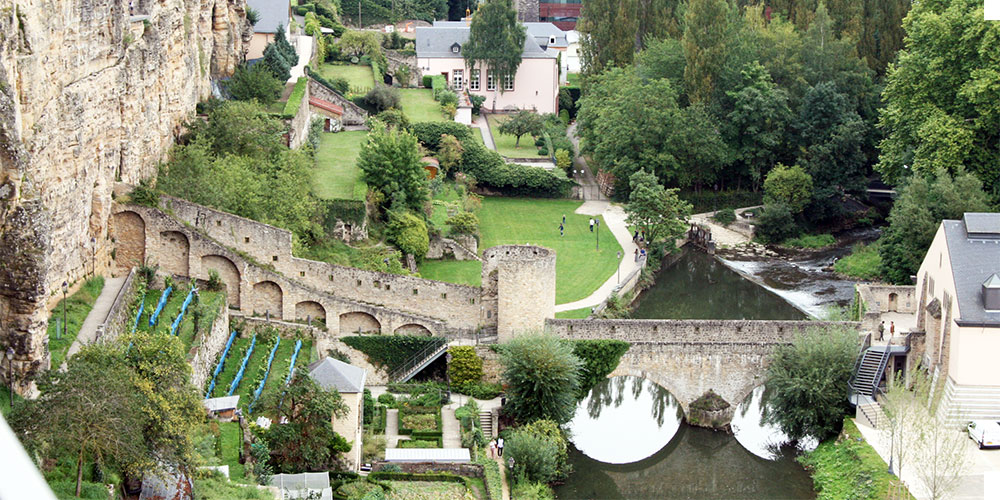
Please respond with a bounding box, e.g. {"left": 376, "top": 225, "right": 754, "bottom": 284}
{"left": 764, "top": 325, "right": 858, "bottom": 441}
{"left": 506, "top": 420, "right": 570, "bottom": 484}
{"left": 263, "top": 42, "right": 292, "bottom": 82}
{"left": 357, "top": 120, "right": 429, "bottom": 213}
{"left": 501, "top": 332, "right": 581, "bottom": 424}
{"left": 387, "top": 210, "right": 429, "bottom": 258}
{"left": 571, "top": 339, "right": 630, "bottom": 398}
{"left": 754, "top": 203, "right": 799, "bottom": 244}
{"left": 578, "top": 0, "right": 682, "bottom": 74}
{"left": 498, "top": 111, "right": 544, "bottom": 148}
{"left": 636, "top": 36, "right": 686, "bottom": 91}
{"left": 857, "top": 0, "right": 910, "bottom": 75}
{"left": 445, "top": 211, "right": 478, "bottom": 235}
{"left": 260, "top": 374, "right": 350, "bottom": 473}
{"left": 365, "top": 84, "right": 401, "bottom": 112}
{"left": 879, "top": 169, "right": 992, "bottom": 284}
{"left": 763, "top": 164, "right": 813, "bottom": 214}
{"left": 273, "top": 24, "right": 299, "bottom": 65}
{"left": 682, "top": 0, "right": 732, "bottom": 105}
{"left": 877, "top": 0, "right": 1000, "bottom": 193}
{"left": 437, "top": 134, "right": 464, "bottom": 173}
{"left": 670, "top": 105, "right": 731, "bottom": 190}
{"left": 340, "top": 30, "right": 382, "bottom": 60}
{"left": 725, "top": 62, "right": 793, "bottom": 190}
{"left": 462, "top": 0, "right": 525, "bottom": 92}
{"left": 223, "top": 63, "right": 283, "bottom": 105}
{"left": 624, "top": 169, "right": 691, "bottom": 250}
{"left": 189, "top": 100, "right": 288, "bottom": 161}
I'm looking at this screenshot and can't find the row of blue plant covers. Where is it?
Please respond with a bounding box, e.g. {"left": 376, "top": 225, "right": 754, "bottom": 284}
{"left": 249, "top": 337, "right": 282, "bottom": 413}
{"left": 148, "top": 286, "right": 173, "bottom": 326}
{"left": 227, "top": 335, "right": 257, "bottom": 396}
{"left": 284, "top": 340, "right": 303, "bottom": 386}
{"left": 205, "top": 331, "right": 239, "bottom": 398}
{"left": 168, "top": 287, "right": 197, "bottom": 336}
{"left": 131, "top": 294, "right": 146, "bottom": 333}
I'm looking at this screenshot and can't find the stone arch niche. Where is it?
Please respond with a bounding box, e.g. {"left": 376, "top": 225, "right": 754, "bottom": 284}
{"left": 159, "top": 231, "right": 190, "bottom": 277}
{"left": 339, "top": 311, "right": 381, "bottom": 335}
{"left": 394, "top": 323, "right": 432, "bottom": 336}
{"left": 110, "top": 211, "right": 146, "bottom": 272}
{"left": 252, "top": 281, "right": 283, "bottom": 317}
{"left": 201, "top": 255, "right": 241, "bottom": 308}
{"left": 888, "top": 292, "right": 898, "bottom": 312}
{"left": 295, "top": 301, "right": 326, "bottom": 325}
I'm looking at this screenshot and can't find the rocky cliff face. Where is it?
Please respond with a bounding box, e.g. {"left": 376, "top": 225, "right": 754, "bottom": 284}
{"left": 0, "top": 0, "right": 250, "bottom": 394}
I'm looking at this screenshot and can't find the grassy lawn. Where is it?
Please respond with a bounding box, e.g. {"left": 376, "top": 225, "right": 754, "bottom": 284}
{"left": 567, "top": 73, "right": 581, "bottom": 86}
{"left": 210, "top": 336, "right": 253, "bottom": 398}
{"left": 419, "top": 197, "right": 622, "bottom": 304}
{"left": 799, "top": 419, "right": 913, "bottom": 499}
{"left": 782, "top": 233, "right": 836, "bottom": 248}
{"left": 555, "top": 307, "right": 592, "bottom": 319}
{"left": 313, "top": 131, "right": 369, "bottom": 201}
{"left": 218, "top": 421, "right": 248, "bottom": 483}
{"left": 383, "top": 481, "right": 469, "bottom": 500}
{"left": 208, "top": 333, "right": 313, "bottom": 412}
{"left": 487, "top": 114, "right": 540, "bottom": 158}
{"left": 835, "top": 243, "right": 882, "bottom": 281}
{"left": 399, "top": 89, "right": 446, "bottom": 123}
{"left": 317, "top": 62, "right": 375, "bottom": 92}
{"left": 47, "top": 277, "right": 105, "bottom": 369}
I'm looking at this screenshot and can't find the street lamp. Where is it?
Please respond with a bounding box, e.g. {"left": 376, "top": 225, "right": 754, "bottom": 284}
{"left": 616, "top": 251, "right": 622, "bottom": 284}
{"left": 61, "top": 281, "right": 68, "bottom": 340}
{"left": 595, "top": 219, "right": 600, "bottom": 251}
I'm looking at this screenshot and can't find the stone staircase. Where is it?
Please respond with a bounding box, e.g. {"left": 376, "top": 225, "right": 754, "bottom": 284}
{"left": 479, "top": 410, "right": 494, "bottom": 438}
{"left": 939, "top": 378, "right": 1000, "bottom": 424}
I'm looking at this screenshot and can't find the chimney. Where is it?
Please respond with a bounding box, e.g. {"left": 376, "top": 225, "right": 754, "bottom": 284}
{"left": 983, "top": 273, "right": 1000, "bottom": 311}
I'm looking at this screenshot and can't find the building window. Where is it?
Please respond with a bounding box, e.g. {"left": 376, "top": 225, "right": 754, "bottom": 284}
{"left": 503, "top": 74, "right": 514, "bottom": 91}
{"left": 452, "top": 69, "right": 464, "bottom": 90}
{"left": 245, "top": 237, "right": 250, "bottom": 243}
{"left": 470, "top": 69, "right": 480, "bottom": 91}
{"left": 272, "top": 256, "right": 278, "bottom": 261}
{"left": 486, "top": 72, "right": 496, "bottom": 91}
{"left": 413, "top": 288, "right": 419, "bottom": 295}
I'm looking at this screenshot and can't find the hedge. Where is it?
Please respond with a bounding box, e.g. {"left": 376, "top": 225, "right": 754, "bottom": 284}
{"left": 458, "top": 140, "right": 573, "bottom": 197}
{"left": 430, "top": 75, "right": 447, "bottom": 100}
{"left": 371, "top": 405, "right": 388, "bottom": 434}
{"left": 410, "top": 121, "right": 473, "bottom": 150}
{"left": 281, "top": 76, "right": 309, "bottom": 118}
{"left": 323, "top": 199, "right": 366, "bottom": 228}
{"left": 398, "top": 438, "right": 442, "bottom": 448}
{"left": 476, "top": 455, "right": 504, "bottom": 500}
{"left": 341, "top": 336, "right": 446, "bottom": 372}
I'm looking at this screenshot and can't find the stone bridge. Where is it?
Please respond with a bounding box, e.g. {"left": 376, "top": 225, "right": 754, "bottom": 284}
{"left": 546, "top": 318, "right": 859, "bottom": 424}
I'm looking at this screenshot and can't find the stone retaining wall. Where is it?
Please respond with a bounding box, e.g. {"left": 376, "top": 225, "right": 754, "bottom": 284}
{"left": 545, "top": 318, "right": 859, "bottom": 344}
{"left": 188, "top": 294, "right": 232, "bottom": 390}
{"left": 96, "top": 268, "right": 140, "bottom": 344}
{"left": 307, "top": 78, "right": 367, "bottom": 125}
{"left": 286, "top": 78, "right": 311, "bottom": 149}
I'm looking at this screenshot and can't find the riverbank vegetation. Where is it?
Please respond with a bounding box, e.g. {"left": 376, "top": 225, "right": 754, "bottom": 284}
{"left": 835, "top": 243, "right": 882, "bottom": 280}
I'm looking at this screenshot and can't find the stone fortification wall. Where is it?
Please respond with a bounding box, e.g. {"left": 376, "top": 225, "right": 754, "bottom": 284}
{"left": 159, "top": 196, "right": 482, "bottom": 331}
{"left": 483, "top": 245, "right": 556, "bottom": 342}
{"left": 95, "top": 268, "right": 140, "bottom": 345}
{"left": 474, "top": 345, "right": 502, "bottom": 384}
{"left": 307, "top": 79, "right": 367, "bottom": 126}
{"left": 0, "top": 0, "right": 249, "bottom": 394}
{"left": 546, "top": 319, "right": 859, "bottom": 344}
{"left": 427, "top": 234, "right": 479, "bottom": 261}
{"left": 858, "top": 284, "right": 916, "bottom": 314}
{"left": 286, "top": 80, "right": 311, "bottom": 149}
{"left": 188, "top": 295, "right": 231, "bottom": 390}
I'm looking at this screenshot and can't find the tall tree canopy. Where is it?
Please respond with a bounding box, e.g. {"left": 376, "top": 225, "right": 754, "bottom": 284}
{"left": 260, "top": 374, "right": 351, "bottom": 473}
{"left": 578, "top": 0, "right": 682, "bottom": 74}
{"left": 357, "top": 120, "right": 429, "bottom": 213}
{"left": 463, "top": 0, "right": 525, "bottom": 90}
{"left": 682, "top": 0, "right": 733, "bottom": 105}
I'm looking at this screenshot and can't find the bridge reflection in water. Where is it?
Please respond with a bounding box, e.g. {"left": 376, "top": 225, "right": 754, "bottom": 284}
{"left": 556, "top": 376, "right": 816, "bottom": 500}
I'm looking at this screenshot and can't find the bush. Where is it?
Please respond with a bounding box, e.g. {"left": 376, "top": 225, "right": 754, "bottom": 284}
{"left": 470, "top": 94, "right": 486, "bottom": 115}
{"left": 571, "top": 339, "right": 630, "bottom": 398}
{"left": 442, "top": 103, "right": 457, "bottom": 119}
{"left": 430, "top": 75, "right": 447, "bottom": 99}
{"left": 129, "top": 178, "right": 159, "bottom": 207}
{"left": 422, "top": 75, "right": 433, "bottom": 88}
{"left": 458, "top": 140, "right": 572, "bottom": 198}
{"left": 452, "top": 381, "right": 502, "bottom": 400}
{"left": 537, "top": 146, "right": 549, "bottom": 156}
{"left": 445, "top": 212, "right": 479, "bottom": 235}
{"left": 506, "top": 420, "right": 570, "bottom": 484}
{"left": 512, "top": 482, "right": 556, "bottom": 500}
{"left": 711, "top": 208, "right": 736, "bottom": 225}
{"left": 783, "top": 233, "right": 836, "bottom": 248}
{"left": 502, "top": 333, "right": 581, "bottom": 424}
{"left": 377, "top": 393, "right": 396, "bottom": 405}
{"left": 410, "top": 122, "right": 472, "bottom": 150}
{"left": 438, "top": 90, "right": 458, "bottom": 107}
{"left": 476, "top": 455, "right": 503, "bottom": 500}
{"left": 223, "top": 63, "right": 283, "bottom": 105}
{"left": 376, "top": 108, "right": 410, "bottom": 129}
{"left": 263, "top": 42, "right": 292, "bottom": 82}
{"left": 447, "top": 346, "right": 483, "bottom": 386}
{"left": 834, "top": 243, "right": 882, "bottom": 280}
{"left": 341, "top": 336, "right": 445, "bottom": 371}
{"left": 755, "top": 203, "right": 799, "bottom": 244}
{"left": 365, "top": 84, "right": 400, "bottom": 112}
{"left": 387, "top": 210, "right": 429, "bottom": 258}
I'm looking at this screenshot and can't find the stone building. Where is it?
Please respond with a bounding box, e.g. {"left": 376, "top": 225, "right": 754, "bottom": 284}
{"left": 308, "top": 358, "right": 366, "bottom": 470}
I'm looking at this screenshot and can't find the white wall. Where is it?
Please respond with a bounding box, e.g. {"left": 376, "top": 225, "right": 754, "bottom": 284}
{"left": 418, "top": 57, "right": 558, "bottom": 114}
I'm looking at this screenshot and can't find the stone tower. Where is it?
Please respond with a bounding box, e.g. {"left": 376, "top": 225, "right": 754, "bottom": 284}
{"left": 481, "top": 245, "right": 556, "bottom": 342}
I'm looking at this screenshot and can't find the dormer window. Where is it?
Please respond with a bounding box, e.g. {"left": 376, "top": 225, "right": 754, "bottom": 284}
{"left": 451, "top": 43, "right": 461, "bottom": 54}
{"left": 549, "top": 36, "right": 556, "bottom": 45}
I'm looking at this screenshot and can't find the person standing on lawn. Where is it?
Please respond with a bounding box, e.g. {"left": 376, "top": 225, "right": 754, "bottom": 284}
{"left": 589, "top": 218, "right": 594, "bottom": 232}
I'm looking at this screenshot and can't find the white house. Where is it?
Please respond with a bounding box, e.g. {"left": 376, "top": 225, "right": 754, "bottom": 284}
{"left": 307, "top": 358, "right": 366, "bottom": 471}
{"left": 246, "top": 0, "right": 292, "bottom": 60}
{"left": 416, "top": 20, "right": 559, "bottom": 114}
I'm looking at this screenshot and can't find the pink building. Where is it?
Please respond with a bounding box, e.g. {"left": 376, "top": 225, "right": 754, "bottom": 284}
{"left": 415, "top": 21, "right": 559, "bottom": 114}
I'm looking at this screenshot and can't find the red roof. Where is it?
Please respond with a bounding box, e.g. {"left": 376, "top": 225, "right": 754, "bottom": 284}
{"left": 309, "top": 97, "right": 343, "bottom": 116}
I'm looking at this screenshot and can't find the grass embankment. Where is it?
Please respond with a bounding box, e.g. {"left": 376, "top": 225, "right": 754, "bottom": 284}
{"left": 399, "top": 89, "right": 446, "bottom": 123}
{"left": 317, "top": 63, "right": 375, "bottom": 92}
{"left": 555, "top": 307, "right": 592, "bottom": 319}
{"left": 835, "top": 243, "right": 883, "bottom": 281}
{"left": 782, "top": 233, "right": 836, "bottom": 248}
{"left": 486, "top": 114, "right": 540, "bottom": 158}
{"left": 419, "top": 197, "right": 621, "bottom": 304}
{"left": 1, "top": 385, "right": 23, "bottom": 418}
{"left": 313, "top": 130, "right": 369, "bottom": 201}
{"left": 47, "top": 277, "right": 105, "bottom": 369}
{"left": 135, "top": 288, "right": 225, "bottom": 352}
{"left": 798, "top": 419, "right": 913, "bottom": 500}
{"left": 218, "top": 421, "right": 247, "bottom": 482}
{"left": 209, "top": 334, "right": 314, "bottom": 412}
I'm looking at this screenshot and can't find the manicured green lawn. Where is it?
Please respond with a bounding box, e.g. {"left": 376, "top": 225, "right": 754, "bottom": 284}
{"left": 399, "top": 89, "right": 446, "bottom": 123}
{"left": 383, "top": 480, "right": 468, "bottom": 500}
{"left": 317, "top": 63, "right": 375, "bottom": 92}
{"left": 835, "top": 243, "right": 882, "bottom": 281}
{"left": 567, "top": 73, "right": 581, "bottom": 86}
{"left": 47, "top": 277, "right": 105, "bottom": 369}
{"left": 419, "top": 197, "right": 622, "bottom": 304}
{"left": 313, "top": 131, "right": 369, "bottom": 200}
{"left": 487, "top": 114, "right": 540, "bottom": 158}
{"left": 555, "top": 307, "right": 592, "bottom": 319}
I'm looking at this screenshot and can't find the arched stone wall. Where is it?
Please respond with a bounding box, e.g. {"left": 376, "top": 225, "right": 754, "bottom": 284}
{"left": 295, "top": 300, "right": 326, "bottom": 323}
{"left": 201, "top": 254, "right": 241, "bottom": 308}
{"left": 110, "top": 210, "right": 145, "bottom": 271}
{"left": 159, "top": 230, "right": 190, "bottom": 276}
{"left": 252, "top": 281, "right": 283, "bottom": 316}
{"left": 394, "top": 323, "right": 432, "bottom": 336}
{"left": 340, "top": 311, "right": 381, "bottom": 334}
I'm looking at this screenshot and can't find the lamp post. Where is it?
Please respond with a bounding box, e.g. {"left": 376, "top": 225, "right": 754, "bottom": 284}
{"left": 61, "top": 281, "right": 68, "bottom": 340}
{"left": 595, "top": 219, "right": 600, "bottom": 251}
{"left": 616, "top": 251, "right": 621, "bottom": 284}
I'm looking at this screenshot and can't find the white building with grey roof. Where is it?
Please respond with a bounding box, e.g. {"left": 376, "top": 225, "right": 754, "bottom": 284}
{"left": 308, "top": 358, "right": 366, "bottom": 470}
{"left": 246, "top": 0, "right": 292, "bottom": 60}
{"left": 416, "top": 20, "right": 559, "bottom": 114}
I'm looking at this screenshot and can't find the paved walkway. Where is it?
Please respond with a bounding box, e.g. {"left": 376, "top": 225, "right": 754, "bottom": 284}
{"left": 62, "top": 276, "right": 125, "bottom": 369}
{"left": 288, "top": 34, "right": 313, "bottom": 81}
{"left": 385, "top": 408, "right": 404, "bottom": 448}
{"left": 473, "top": 113, "right": 496, "bottom": 150}
{"left": 441, "top": 407, "right": 461, "bottom": 448}
{"left": 688, "top": 206, "right": 760, "bottom": 248}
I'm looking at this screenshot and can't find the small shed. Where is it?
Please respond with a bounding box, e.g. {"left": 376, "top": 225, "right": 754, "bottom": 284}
{"left": 202, "top": 396, "right": 239, "bottom": 420}
{"left": 384, "top": 448, "right": 472, "bottom": 463}
{"left": 308, "top": 358, "right": 367, "bottom": 470}
{"left": 421, "top": 157, "right": 440, "bottom": 179}
{"left": 269, "top": 472, "right": 332, "bottom": 500}
{"left": 309, "top": 97, "right": 344, "bottom": 132}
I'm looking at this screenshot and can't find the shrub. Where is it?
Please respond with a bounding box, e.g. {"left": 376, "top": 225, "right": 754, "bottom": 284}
{"left": 447, "top": 346, "right": 483, "bottom": 386}
{"left": 410, "top": 122, "right": 472, "bottom": 150}
{"left": 755, "top": 203, "right": 800, "bottom": 244}
{"left": 341, "top": 336, "right": 446, "bottom": 371}
{"left": 512, "top": 482, "right": 556, "bottom": 500}
{"left": 129, "top": 178, "right": 159, "bottom": 207}
{"left": 205, "top": 269, "right": 224, "bottom": 292}
{"left": 223, "top": 63, "right": 282, "bottom": 105}
{"left": 437, "top": 134, "right": 463, "bottom": 173}
{"left": 422, "top": 75, "right": 433, "bottom": 88}
{"left": 834, "top": 243, "right": 882, "bottom": 280}
{"left": 458, "top": 140, "right": 572, "bottom": 198}
{"left": 453, "top": 381, "right": 502, "bottom": 400}
{"left": 377, "top": 393, "right": 396, "bottom": 405}
{"left": 262, "top": 42, "right": 292, "bottom": 82}
{"left": 571, "top": 339, "right": 630, "bottom": 398}
{"left": 558, "top": 109, "right": 570, "bottom": 125}
{"left": 711, "top": 208, "right": 736, "bottom": 225}
{"left": 430, "top": 74, "right": 447, "bottom": 99}
{"left": 470, "top": 94, "right": 486, "bottom": 115}
{"left": 365, "top": 84, "right": 400, "bottom": 112}
{"left": 438, "top": 90, "right": 458, "bottom": 107}
{"left": 476, "top": 455, "right": 503, "bottom": 500}
{"left": 442, "top": 102, "right": 457, "bottom": 119}
{"left": 506, "top": 420, "right": 569, "bottom": 484}
{"left": 445, "top": 212, "right": 479, "bottom": 235}
{"left": 554, "top": 149, "right": 571, "bottom": 173}
{"left": 537, "top": 146, "right": 549, "bottom": 156}
{"left": 387, "top": 210, "right": 429, "bottom": 258}
{"left": 376, "top": 108, "right": 410, "bottom": 129}
{"left": 502, "top": 333, "right": 581, "bottom": 424}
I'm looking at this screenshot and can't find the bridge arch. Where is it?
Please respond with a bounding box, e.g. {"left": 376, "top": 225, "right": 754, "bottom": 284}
{"left": 340, "top": 311, "right": 381, "bottom": 335}
{"left": 295, "top": 300, "right": 326, "bottom": 324}
{"left": 201, "top": 255, "right": 241, "bottom": 308}
{"left": 159, "top": 231, "right": 190, "bottom": 277}
{"left": 394, "top": 323, "right": 432, "bottom": 336}
{"left": 251, "top": 280, "right": 283, "bottom": 317}
{"left": 110, "top": 210, "right": 145, "bottom": 271}
{"left": 608, "top": 365, "right": 689, "bottom": 418}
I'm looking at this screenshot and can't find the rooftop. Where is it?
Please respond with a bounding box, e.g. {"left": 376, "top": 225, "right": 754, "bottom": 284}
{"left": 416, "top": 21, "right": 556, "bottom": 59}
{"left": 384, "top": 448, "right": 472, "bottom": 463}
{"left": 943, "top": 214, "right": 1000, "bottom": 326}
{"left": 247, "top": 0, "right": 289, "bottom": 34}
{"left": 202, "top": 395, "right": 239, "bottom": 412}
{"left": 309, "top": 97, "right": 344, "bottom": 116}
{"left": 307, "top": 357, "right": 366, "bottom": 393}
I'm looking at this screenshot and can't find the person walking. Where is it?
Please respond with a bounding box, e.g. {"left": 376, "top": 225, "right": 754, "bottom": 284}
{"left": 559, "top": 223, "right": 564, "bottom": 237}
{"left": 890, "top": 321, "right": 895, "bottom": 337}
{"left": 634, "top": 248, "right": 639, "bottom": 262}
{"left": 497, "top": 437, "right": 504, "bottom": 457}
{"left": 562, "top": 214, "right": 566, "bottom": 225}
{"left": 878, "top": 321, "right": 885, "bottom": 341}
{"left": 589, "top": 218, "right": 595, "bottom": 232}
{"left": 489, "top": 439, "right": 497, "bottom": 459}
{"left": 633, "top": 230, "right": 639, "bottom": 242}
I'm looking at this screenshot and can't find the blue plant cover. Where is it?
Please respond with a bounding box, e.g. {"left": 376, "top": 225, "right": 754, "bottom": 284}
{"left": 148, "top": 287, "right": 173, "bottom": 326}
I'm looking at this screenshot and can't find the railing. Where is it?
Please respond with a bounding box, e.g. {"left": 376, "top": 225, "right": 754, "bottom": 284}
{"left": 857, "top": 394, "right": 882, "bottom": 429}
{"left": 389, "top": 338, "right": 448, "bottom": 382}
{"left": 871, "top": 348, "right": 891, "bottom": 396}
{"left": 847, "top": 332, "right": 872, "bottom": 394}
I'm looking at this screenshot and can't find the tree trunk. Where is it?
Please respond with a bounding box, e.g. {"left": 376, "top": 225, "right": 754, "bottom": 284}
{"left": 75, "top": 447, "right": 84, "bottom": 497}
{"left": 514, "top": 135, "right": 521, "bottom": 148}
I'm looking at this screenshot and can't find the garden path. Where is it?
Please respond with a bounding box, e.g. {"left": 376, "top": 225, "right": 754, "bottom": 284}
{"left": 688, "top": 207, "right": 758, "bottom": 248}
{"left": 288, "top": 34, "right": 313, "bottom": 82}
{"left": 61, "top": 276, "right": 125, "bottom": 370}
{"left": 440, "top": 407, "right": 462, "bottom": 448}
{"left": 473, "top": 114, "right": 497, "bottom": 151}
{"left": 385, "top": 408, "right": 406, "bottom": 448}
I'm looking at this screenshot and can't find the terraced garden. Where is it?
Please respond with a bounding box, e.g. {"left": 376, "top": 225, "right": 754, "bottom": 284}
{"left": 133, "top": 285, "right": 226, "bottom": 351}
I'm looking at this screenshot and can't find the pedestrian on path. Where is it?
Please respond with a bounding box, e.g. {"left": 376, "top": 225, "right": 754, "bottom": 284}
{"left": 489, "top": 439, "right": 497, "bottom": 458}
{"left": 497, "top": 437, "right": 504, "bottom": 457}
{"left": 878, "top": 321, "right": 885, "bottom": 341}
{"left": 633, "top": 230, "right": 639, "bottom": 242}
{"left": 589, "top": 218, "right": 595, "bottom": 232}
{"left": 634, "top": 248, "right": 639, "bottom": 262}
{"left": 890, "top": 321, "right": 895, "bottom": 337}
{"left": 640, "top": 248, "right": 646, "bottom": 260}
{"left": 562, "top": 214, "right": 566, "bottom": 225}
{"left": 559, "top": 223, "right": 564, "bottom": 237}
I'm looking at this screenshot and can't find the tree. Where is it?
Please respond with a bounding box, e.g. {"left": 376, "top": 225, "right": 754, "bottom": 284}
{"left": 624, "top": 169, "right": 691, "bottom": 250}
{"left": 260, "top": 374, "right": 350, "bottom": 473}
{"left": 578, "top": 0, "right": 682, "bottom": 74}
{"left": 437, "top": 134, "right": 463, "bottom": 173}
{"left": 12, "top": 345, "right": 145, "bottom": 498}
{"left": 365, "top": 84, "right": 401, "bottom": 112}
{"left": 263, "top": 42, "right": 292, "bottom": 82}
{"left": 445, "top": 211, "right": 478, "bottom": 235}
{"left": 763, "top": 325, "right": 857, "bottom": 441}
{"left": 497, "top": 111, "right": 544, "bottom": 148}
{"left": 754, "top": 203, "right": 799, "bottom": 244}
{"left": 357, "top": 120, "right": 429, "bottom": 213}
{"left": 386, "top": 210, "right": 429, "bottom": 258}
{"left": 636, "top": 36, "right": 686, "bottom": 91}
{"left": 273, "top": 24, "right": 299, "bottom": 66}
{"left": 763, "top": 164, "right": 813, "bottom": 214}
{"left": 682, "top": 0, "right": 732, "bottom": 105}
{"left": 724, "top": 62, "right": 793, "bottom": 190}
{"left": 506, "top": 420, "right": 570, "bottom": 484}
{"left": 223, "top": 63, "right": 283, "bottom": 105}
{"left": 339, "top": 30, "right": 382, "bottom": 59}
{"left": 501, "top": 332, "right": 581, "bottom": 425}
{"left": 462, "top": 0, "right": 525, "bottom": 92}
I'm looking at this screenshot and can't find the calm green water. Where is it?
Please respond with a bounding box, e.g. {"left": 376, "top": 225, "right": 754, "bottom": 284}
{"left": 555, "top": 377, "right": 816, "bottom": 500}
{"left": 631, "top": 251, "right": 806, "bottom": 320}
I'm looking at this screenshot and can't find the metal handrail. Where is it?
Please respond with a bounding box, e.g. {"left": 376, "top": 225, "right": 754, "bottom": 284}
{"left": 870, "top": 347, "right": 892, "bottom": 396}
{"left": 848, "top": 332, "right": 872, "bottom": 392}
{"left": 389, "top": 338, "right": 448, "bottom": 381}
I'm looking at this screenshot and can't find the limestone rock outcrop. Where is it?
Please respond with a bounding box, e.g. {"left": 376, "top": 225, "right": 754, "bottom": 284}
{"left": 0, "top": 0, "right": 250, "bottom": 394}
